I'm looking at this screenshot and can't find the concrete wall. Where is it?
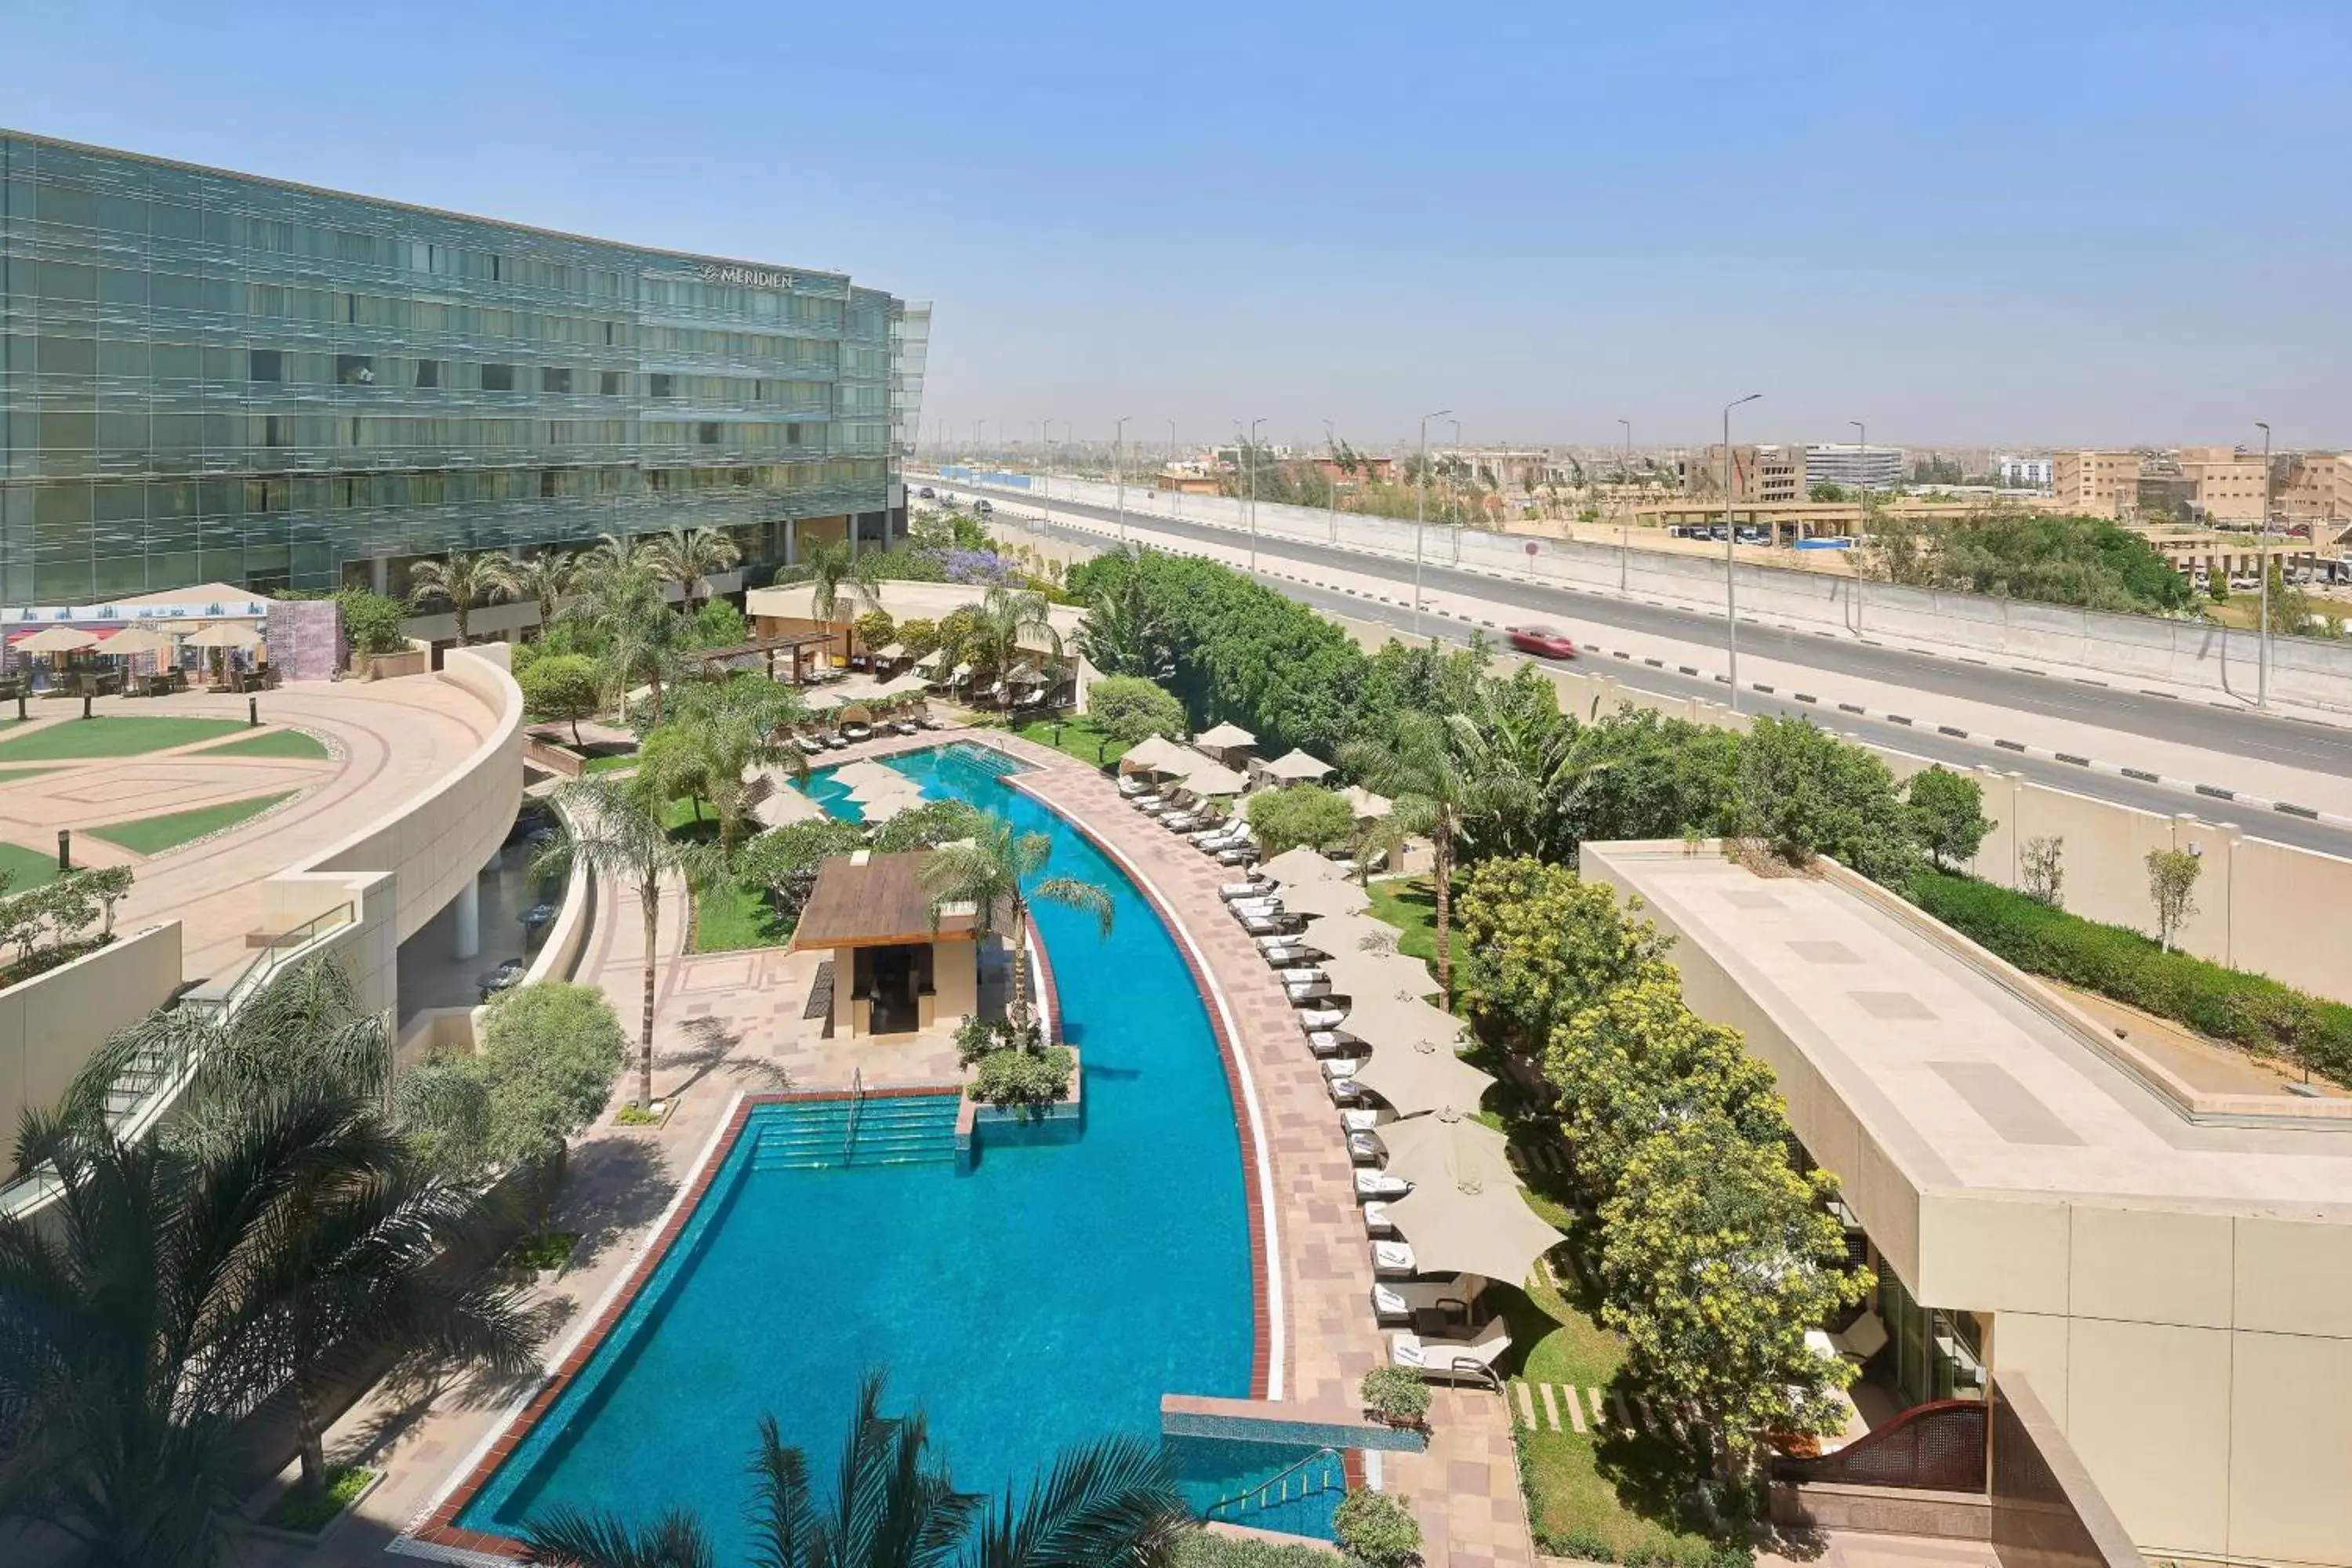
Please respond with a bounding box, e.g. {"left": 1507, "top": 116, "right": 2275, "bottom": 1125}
{"left": 0, "top": 922, "right": 182, "bottom": 1142}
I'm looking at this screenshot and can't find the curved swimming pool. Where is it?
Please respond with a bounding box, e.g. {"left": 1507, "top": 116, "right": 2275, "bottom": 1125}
{"left": 455, "top": 743, "right": 1256, "bottom": 1554}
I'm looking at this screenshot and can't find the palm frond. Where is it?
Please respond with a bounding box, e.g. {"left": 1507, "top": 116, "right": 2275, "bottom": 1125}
{"left": 521, "top": 1503, "right": 717, "bottom": 1567}
{"left": 1033, "top": 877, "right": 1115, "bottom": 938}
{"left": 967, "top": 1433, "right": 1189, "bottom": 1568}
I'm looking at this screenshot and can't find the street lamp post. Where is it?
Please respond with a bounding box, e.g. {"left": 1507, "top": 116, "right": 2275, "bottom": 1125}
{"left": 1723, "top": 393, "right": 1762, "bottom": 710}
{"left": 1324, "top": 420, "right": 1341, "bottom": 545}
{"left": 1851, "top": 419, "right": 1867, "bottom": 635}
{"left": 1242, "top": 417, "right": 1266, "bottom": 572}
{"left": 1448, "top": 419, "right": 1465, "bottom": 564}
{"left": 1617, "top": 417, "right": 1632, "bottom": 592}
{"left": 1167, "top": 419, "right": 1179, "bottom": 514}
{"left": 1114, "top": 416, "right": 1132, "bottom": 549}
{"left": 2256, "top": 421, "right": 2273, "bottom": 709}
{"left": 1415, "top": 408, "right": 1452, "bottom": 637}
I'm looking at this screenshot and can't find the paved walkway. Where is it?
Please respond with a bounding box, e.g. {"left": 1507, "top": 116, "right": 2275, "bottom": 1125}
{"left": 232, "top": 727, "right": 1530, "bottom": 1566}
{"left": 0, "top": 683, "right": 495, "bottom": 987}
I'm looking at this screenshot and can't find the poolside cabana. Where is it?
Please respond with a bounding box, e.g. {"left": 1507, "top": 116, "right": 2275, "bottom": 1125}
{"left": 1192, "top": 720, "right": 1257, "bottom": 765}
{"left": 791, "top": 851, "right": 989, "bottom": 1037}
{"left": 1259, "top": 749, "right": 1334, "bottom": 786}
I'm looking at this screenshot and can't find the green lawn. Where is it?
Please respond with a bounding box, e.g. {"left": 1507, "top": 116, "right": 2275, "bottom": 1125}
{"left": 0, "top": 715, "right": 249, "bottom": 763}
{"left": 0, "top": 766, "right": 65, "bottom": 783}
{"left": 0, "top": 841, "right": 64, "bottom": 890}
{"left": 193, "top": 727, "right": 331, "bottom": 760}
{"left": 1364, "top": 873, "right": 1439, "bottom": 964}
{"left": 662, "top": 798, "right": 796, "bottom": 953}
{"left": 1013, "top": 714, "right": 1128, "bottom": 768}
{"left": 583, "top": 751, "right": 641, "bottom": 775}
{"left": 89, "top": 790, "right": 298, "bottom": 855}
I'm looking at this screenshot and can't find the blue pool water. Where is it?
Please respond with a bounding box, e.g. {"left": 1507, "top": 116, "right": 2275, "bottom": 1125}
{"left": 459, "top": 742, "right": 1256, "bottom": 1552}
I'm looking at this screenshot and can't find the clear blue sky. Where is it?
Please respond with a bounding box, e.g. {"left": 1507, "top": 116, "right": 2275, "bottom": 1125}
{"left": 10, "top": 0, "right": 2347, "bottom": 453}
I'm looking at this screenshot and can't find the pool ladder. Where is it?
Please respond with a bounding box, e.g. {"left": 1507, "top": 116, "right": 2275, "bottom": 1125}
{"left": 840, "top": 1068, "right": 867, "bottom": 1163}
{"left": 1201, "top": 1445, "right": 1345, "bottom": 1523}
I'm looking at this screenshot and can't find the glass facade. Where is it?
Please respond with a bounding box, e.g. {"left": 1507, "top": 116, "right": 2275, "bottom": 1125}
{"left": 0, "top": 130, "right": 924, "bottom": 599}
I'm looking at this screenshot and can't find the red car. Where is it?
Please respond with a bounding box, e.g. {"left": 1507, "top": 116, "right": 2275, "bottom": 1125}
{"left": 1507, "top": 625, "right": 1577, "bottom": 659}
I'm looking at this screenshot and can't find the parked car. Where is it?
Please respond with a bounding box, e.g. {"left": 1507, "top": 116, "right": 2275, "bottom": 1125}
{"left": 919, "top": 485, "right": 936, "bottom": 499}
{"left": 1507, "top": 625, "right": 1578, "bottom": 659}
{"left": 975, "top": 499, "right": 993, "bottom": 514}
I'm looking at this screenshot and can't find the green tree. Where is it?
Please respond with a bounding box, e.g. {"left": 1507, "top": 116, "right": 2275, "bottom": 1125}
{"left": 689, "top": 597, "right": 748, "bottom": 649}
{"left": 949, "top": 583, "right": 1060, "bottom": 683}
{"left": 794, "top": 537, "right": 882, "bottom": 659}
{"left": 852, "top": 608, "right": 897, "bottom": 653}
{"left": 896, "top": 616, "right": 941, "bottom": 659}
{"left": 1244, "top": 786, "right": 1356, "bottom": 858}
{"left": 0, "top": 963, "right": 540, "bottom": 1544}
{"left": 1809, "top": 481, "right": 1849, "bottom": 502}
{"left": 1076, "top": 551, "right": 1174, "bottom": 677}
{"left": 407, "top": 549, "right": 524, "bottom": 645}
{"left": 518, "top": 1370, "right": 1189, "bottom": 1568}
{"left": 735, "top": 818, "right": 866, "bottom": 925}
{"left": 1548, "top": 708, "right": 1740, "bottom": 855}
{"left": 921, "top": 811, "right": 1112, "bottom": 1028}
{"left": 1547, "top": 974, "right": 1791, "bottom": 1201}
{"left": 637, "top": 686, "right": 804, "bottom": 858}
{"left": 478, "top": 982, "right": 629, "bottom": 1231}
{"left": 1455, "top": 857, "right": 1675, "bottom": 1050}
{"left": 535, "top": 777, "right": 722, "bottom": 1106}
{"left": 1087, "top": 674, "right": 1189, "bottom": 746}
{"left": 522, "top": 653, "right": 606, "bottom": 746}
{"left": 1905, "top": 765, "right": 1994, "bottom": 873}
{"left": 868, "top": 798, "right": 985, "bottom": 854}
{"left": 515, "top": 549, "right": 578, "bottom": 636}
{"left": 2145, "top": 847, "right": 2201, "bottom": 953}
{"left": 1735, "top": 716, "right": 1921, "bottom": 883}
{"left": 334, "top": 586, "right": 408, "bottom": 656}
{"left": 1597, "top": 1112, "right": 1872, "bottom": 1476}
{"left": 633, "top": 525, "right": 742, "bottom": 614}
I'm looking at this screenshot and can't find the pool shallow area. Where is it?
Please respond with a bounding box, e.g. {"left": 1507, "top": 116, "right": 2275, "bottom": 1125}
{"left": 455, "top": 742, "right": 1259, "bottom": 1555}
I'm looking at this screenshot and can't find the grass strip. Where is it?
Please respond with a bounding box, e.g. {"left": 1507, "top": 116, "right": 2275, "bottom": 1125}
{"left": 89, "top": 790, "right": 298, "bottom": 855}
{"left": 0, "top": 715, "right": 248, "bottom": 761}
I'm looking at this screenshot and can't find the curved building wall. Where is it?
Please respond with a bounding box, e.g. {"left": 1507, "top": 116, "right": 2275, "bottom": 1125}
{"left": 0, "top": 128, "right": 913, "bottom": 600}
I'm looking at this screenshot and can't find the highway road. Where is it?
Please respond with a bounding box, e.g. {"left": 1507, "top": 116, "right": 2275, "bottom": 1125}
{"left": 931, "top": 481, "right": 2352, "bottom": 855}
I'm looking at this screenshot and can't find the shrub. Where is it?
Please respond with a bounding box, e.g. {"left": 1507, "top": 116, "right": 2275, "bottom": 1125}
{"left": 1087, "top": 674, "right": 1189, "bottom": 746}
{"left": 1171, "top": 1532, "right": 1337, "bottom": 1568}
{"left": 1359, "top": 1365, "right": 1432, "bottom": 1425}
{"left": 519, "top": 654, "right": 604, "bottom": 746}
{"left": 1904, "top": 766, "right": 1992, "bottom": 872}
{"left": 1559, "top": 1530, "right": 1617, "bottom": 1563}
{"left": 1735, "top": 717, "right": 1918, "bottom": 883}
{"left": 897, "top": 617, "right": 940, "bottom": 658}
{"left": 1246, "top": 786, "right": 1356, "bottom": 858}
{"left": 971, "top": 1043, "right": 1074, "bottom": 1106}
{"left": 1332, "top": 1489, "right": 1421, "bottom": 1568}
{"left": 854, "top": 608, "right": 897, "bottom": 652}
{"left": 1907, "top": 869, "right": 2352, "bottom": 1084}
{"left": 336, "top": 587, "right": 408, "bottom": 655}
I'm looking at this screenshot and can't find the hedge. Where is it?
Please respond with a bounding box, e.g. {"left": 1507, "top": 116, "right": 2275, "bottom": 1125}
{"left": 1906, "top": 870, "right": 2352, "bottom": 1086}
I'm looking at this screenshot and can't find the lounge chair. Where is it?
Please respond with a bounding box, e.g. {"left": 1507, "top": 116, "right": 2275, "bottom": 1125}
{"left": 1119, "top": 776, "right": 1152, "bottom": 797}
{"left": 1355, "top": 1167, "right": 1411, "bottom": 1201}
{"left": 1327, "top": 1075, "right": 1364, "bottom": 1105}
{"left": 1300, "top": 1007, "right": 1347, "bottom": 1031}
{"left": 1162, "top": 812, "right": 1204, "bottom": 833}
{"left": 918, "top": 711, "right": 944, "bottom": 731}
{"left": 1235, "top": 913, "right": 1289, "bottom": 937}
{"left": 1389, "top": 1317, "right": 1513, "bottom": 1382}
{"left": 1221, "top": 880, "right": 1271, "bottom": 902}
{"left": 1307, "top": 1030, "right": 1359, "bottom": 1058}
{"left": 1360, "top": 1199, "right": 1395, "bottom": 1236}
{"left": 1346, "top": 1130, "right": 1385, "bottom": 1164}
{"left": 1824, "top": 1312, "right": 1889, "bottom": 1363}
{"left": 1272, "top": 965, "right": 1326, "bottom": 985}
{"left": 1371, "top": 1279, "right": 1471, "bottom": 1327}
{"left": 1228, "top": 896, "right": 1280, "bottom": 916}
{"left": 1261, "top": 945, "right": 1315, "bottom": 967}
{"left": 794, "top": 735, "right": 826, "bottom": 756}
{"left": 1253, "top": 930, "right": 1302, "bottom": 949}
{"left": 1217, "top": 846, "right": 1258, "bottom": 866}
{"left": 1319, "top": 1056, "right": 1367, "bottom": 1082}
{"left": 1341, "top": 1107, "right": 1384, "bottom": 1134}
{"left": 892, "top": 717, "right": 920, "bottom": 735}
{"left": 1372, "top": 1240, "right": 1418, "bottom": 1276}
{"left": 1287, "top": 979, "right": 1334, "bottom": 1004}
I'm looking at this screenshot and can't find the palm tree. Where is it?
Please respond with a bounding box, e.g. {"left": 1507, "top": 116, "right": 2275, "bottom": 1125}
{"left": 1341, "top": 710, "right": 1528, "bottom": 1008}
{"left": 633, "top": 527, "right": 742, "bottom": 615}
{"left": 956, "top": 584, "right": 1059, "bottom": 686}
{"left": 517, "top": 549, "right": 579, "bottom": 635}
{"left": 920, "top": 811, "right": 1111, "bottom": 1029}
{"left": 1076, "top": 555, "right": 1171, "bottom": 678}
{"left": 535, "top": 777, "right": 720, "bottom": 1106}
{"left": 647, "top": 684, "right": 808, "bottom": 859}
{"left": 520, "top": 1370, "right": 1189, "bottom": 1568}
{"left": 407, "top": 550, "right": 524, "bottom": 644}
{"left": 0, "top": 968, "right": 540, "bottom": 1560}
{"left": 795, "top": 538, "right": 881, "bottom": 662}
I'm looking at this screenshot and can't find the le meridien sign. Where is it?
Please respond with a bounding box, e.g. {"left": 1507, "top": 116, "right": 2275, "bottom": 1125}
{"left": 696, "top": 263, "right": 797, "bottom": 290}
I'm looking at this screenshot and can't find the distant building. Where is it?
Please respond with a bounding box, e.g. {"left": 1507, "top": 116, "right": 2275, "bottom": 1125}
{"left": 1679, "top": 443, "right": 1806, "bottom": 503}
{"left": 1803, "top": 443, "right": 1905, "bottom": 492}
{"left": 2279, "top": 452, "right": 2352, "bottom": 532}
{"left": 2053, "top": 451, "right": 2145, "bottom": 518}
{"left": 2172, "top": 447, "right": 2267, "bottom": 524}
{"left": 1995, "top": 454, "right": 2053, "bottom": 489}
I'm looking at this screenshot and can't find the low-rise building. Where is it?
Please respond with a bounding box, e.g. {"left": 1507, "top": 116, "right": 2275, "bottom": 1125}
{"left": 790, "top": 850, "right": 988, "bottom": 1037}
{"left": 1803, "top": 444, "right": 1905, "bottom": 492}
{"left": 1679, "top": 443, "right": 1807, "bottom": 503}
{"left": 2279, "top": 452, "right": 2352, "bottom": 529}
{"left": 2175, "top": 446, "right": 2268, "bottom": 524}
{"left": 1584, "top": 839, "right": 2352, "bottom": 1568}
{"left": 2053, "top": 450, "right": 2144, "bottom": 518}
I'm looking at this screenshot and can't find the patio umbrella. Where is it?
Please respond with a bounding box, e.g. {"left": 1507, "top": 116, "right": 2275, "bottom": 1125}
{"left": 1279, "top": 877, "right": 1370, "bottom": 920}
{"left": 1342, "top": 785, "right": 1393, "bottom": 822}
{"left": 1380, "top": 1105, "right": 1516, "bottom": 1187}
{"left": 1382, "top": 1110, "right": 1564, "bottom": 1285}
{"left": 1342, "top": 988, "right": 1472, "bottom": 1055}
{"left": 1321, "top": 947, "right": 1439, "bottom": 1005}
{"left": 753, "top": 780, "right": 828, "bottom": 828}
{"left": 1195, "top": 720, "right": 1256, "bottom": 751}
{"left": 872, "top": 673, "right": 930, "bottom": 699}
{"left": 100, "top": 626, "right": 175, "bottom": 657}
{"left": 1170, "top": 759, "right": 1250, "bottom": 797}
{"left": 831, "top": 760, "right": 905, "bottom": 793}
{"left": 803, "top": 688, "right": 848, "bottom": 713}
{"left": 872, "top": 642, "right": 906, "bottom": 662}
{"left": 1258, "top": 846, "right": 1345, "bottom": 887}
{"left": 15, "top": 626, "right": 100, "bottom": 653}
{"left": 1350, "top": 1037, "right": 1497, "bottom": 1118}
{"left": 1119, "top": 735, "right": 1193, "bottom": 775}
{"left": 1291, "top": 913, "right": 1402, "bottom": 959}
{"left": 182, "top": 622, "right": 263, "bottom": 649}
{"left": 1261, "top": 748, "right": 1334, "bottom": 783}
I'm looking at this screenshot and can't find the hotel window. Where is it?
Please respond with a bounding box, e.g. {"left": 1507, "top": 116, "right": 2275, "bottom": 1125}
{"left": 336, "top": 354, "right": 376, "bottom": 387}
{"left": 542, "top": 366, "right": 572, "bottom": 394}
{"left": 650, "top": 373, "right": 675, "bottom": 398}
{"left": 249, "top": 349, "right": 283, "bottom": 383}
{"left": 482, "top": 363, "right": 516, "bottom": 392}
{"left": 414, "top": 359, "right": 441, "bottom": 389}
{"left": 698, "top": 422, "right": 721, "bottom": 445}
{"left": 600, "top": 370, "right": 622, "bottom": 396}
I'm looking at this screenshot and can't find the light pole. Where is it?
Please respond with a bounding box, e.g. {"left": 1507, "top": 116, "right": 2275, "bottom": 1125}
{"left": 1323, "top": 420, "right": 1341, "bottom": 545}
{"left": 1448, "top": 418, "right": 1465, "bottom": 564}
{"left": 1241, "top": 417, "right": 1266, "bottom": 571}
{"left": 1617, "top": 418, "right": 1632, "bottom": 591}
{"left": 1850, "top": 419, "right": 1867, "bottom": 635}
{"left": 1114, "top": 415, "right": 1132, "bottom": 549}
{"left": 1167, "top": 419, "right": 1180, "bottom": 514}
{"left": 1722, "top": 393, "right": 1762, "bottom": 710}
{"left": 1036, "top": 419, "right": 1054, "bottom": 537}
{"left": 1415, "top": 408, "right": 1451, "bottom": 636}
{"left": 2256, "top": 421, "right": 2273, "bottom": 709}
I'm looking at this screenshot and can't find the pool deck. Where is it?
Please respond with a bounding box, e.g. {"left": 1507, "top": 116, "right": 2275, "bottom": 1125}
{"left": 239, "top": 727, "right": 1530, "bottom": 1568}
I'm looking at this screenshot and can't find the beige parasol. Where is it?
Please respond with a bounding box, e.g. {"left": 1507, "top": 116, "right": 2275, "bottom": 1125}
{"left": 181, "top": 621, "right": 263, "bottom": 649}
{"left": 1279, "top": 877, "right": 1370, "bottom": 920}
{"left": 1169, "top": 759, "right": 1250, "bottom": 797}
{"left": 1381, "top": 1108, "right": 1563, "bottom": 1283}
{"left": 15, "top": 626, "right": 100, "bottom": 653}
{"left": 1261, "top": 748, "right": 1334, "bottom": 783}
{"left": 1195, "top": 720, "right": 1256, "bottom": 751}
{"left": 1341, "top": 989, "right": 1472, "bottom": 1054}
{"left": 1342, "top": 785, "right": 1394, "bottom": 822}
{"left": 1258, "top": 846, "right": 1346, "bottom": 887}
{"left": 1118, "top": 734, "right": 1195, "bottom": 775}
{"left": 1321, "top": 947, "right": 1440, "bottom": 1004}
{"left": 100, "top": 626, "right": 176, "bottom": 657}
{"left": 1349, "top": 1036, "right": 1497, "bottom": 1117}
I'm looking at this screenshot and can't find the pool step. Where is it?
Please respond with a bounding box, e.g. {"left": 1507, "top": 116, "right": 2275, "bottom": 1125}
{"left": 750, "top": 1094, "right": 961, "bottom": 1171}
